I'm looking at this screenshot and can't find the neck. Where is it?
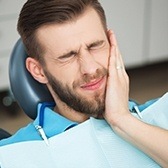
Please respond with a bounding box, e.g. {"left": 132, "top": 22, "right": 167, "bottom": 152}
{"left": 54, "top": 99, "right": 89, "bottom": 123}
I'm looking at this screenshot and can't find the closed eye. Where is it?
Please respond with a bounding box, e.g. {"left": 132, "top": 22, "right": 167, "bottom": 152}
{"left": 57, "top": 51, "right": 78, "bottom": 62}
{"left": 88, "top": 40, "right": 105, "bottom": 50}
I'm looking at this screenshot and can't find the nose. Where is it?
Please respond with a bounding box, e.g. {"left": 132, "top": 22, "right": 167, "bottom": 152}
{"left": 79, "top": 50, "right": 100, "bottom": 75}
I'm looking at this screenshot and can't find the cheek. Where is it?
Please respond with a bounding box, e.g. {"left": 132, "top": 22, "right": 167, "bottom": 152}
{"left": 102, "top": 45, "right": 110, "bottom": 69}
{"left": 94, "top": 49, "right": 110, "bottom": 69}
{"left": 45, "top": 60, "right": 79, "bottom": 89}
{"left": 104, "top": 50, "right": 110, "bottom": 68}
{"left": 58, "top": 67, "right": 78, "bottom": 87}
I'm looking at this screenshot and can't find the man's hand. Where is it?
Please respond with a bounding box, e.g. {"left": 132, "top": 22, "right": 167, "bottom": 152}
{"left": 104, "top": 30, "right": 130, "bottom": 126}
{"left": 103, "top": 30, "right": 168, "bottom": 168}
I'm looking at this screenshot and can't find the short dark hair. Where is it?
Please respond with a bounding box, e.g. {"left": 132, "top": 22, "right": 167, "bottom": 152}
{"left": 17, "top": 0, "right": 107, "bottom": 61}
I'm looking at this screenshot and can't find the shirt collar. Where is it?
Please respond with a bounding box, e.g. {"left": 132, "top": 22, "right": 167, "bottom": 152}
{"left": 33, "top": 101, "right": 138, "bottom": 138}
{"left": 33, "top": 102, "right": 78, "bottom": 138}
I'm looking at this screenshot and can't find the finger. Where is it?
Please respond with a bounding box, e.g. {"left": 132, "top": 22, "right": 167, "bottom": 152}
{"left": 108, "top": 30, "right": 129, "bottom": 83}
{"left": 108, "top": 30, "right": 124, "bottom": 73}
{"left": 107, "top": 30, "right": 117, "bottom": 76}
{"left": 111, "top": 32, "right": 125, "bottom": 69}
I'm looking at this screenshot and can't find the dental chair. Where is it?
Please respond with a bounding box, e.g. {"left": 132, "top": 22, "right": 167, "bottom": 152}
{"left": 0, "top": 129, "right": 11, "bottom": 140}
{"left": 1, "top": 39, "right": 54, "bottom": 140}
{"left": 9, "top": 39, "right": 54, "bottom": 120}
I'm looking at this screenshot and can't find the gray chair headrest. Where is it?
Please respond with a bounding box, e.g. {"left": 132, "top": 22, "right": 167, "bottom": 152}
{"left": 9, "top": 39, "right": 54, "bottom": 119}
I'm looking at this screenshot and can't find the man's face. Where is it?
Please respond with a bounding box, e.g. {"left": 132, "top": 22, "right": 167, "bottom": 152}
{"left": 37, "top": 8, "right": 110, "bottom": 116}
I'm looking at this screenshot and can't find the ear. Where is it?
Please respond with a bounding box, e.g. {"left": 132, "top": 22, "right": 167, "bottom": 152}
{"left": 26, "top": 57, "right": 48, "bottom": 84}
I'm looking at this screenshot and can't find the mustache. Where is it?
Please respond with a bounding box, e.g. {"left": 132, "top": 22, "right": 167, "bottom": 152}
{"left": 73, "top": 68, "right": 108, "bottom": 88}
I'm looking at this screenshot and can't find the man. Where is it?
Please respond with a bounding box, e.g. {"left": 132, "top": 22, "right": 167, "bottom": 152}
{"left": 0, "top": 0, "right": 168, "bottom": 167}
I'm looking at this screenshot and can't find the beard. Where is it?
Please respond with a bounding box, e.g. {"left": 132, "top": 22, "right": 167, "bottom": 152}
{"left": 44, "top": 68, "right": 107, "bottom": 117}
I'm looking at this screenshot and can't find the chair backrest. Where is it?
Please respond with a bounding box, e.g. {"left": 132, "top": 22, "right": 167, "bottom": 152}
{"left": 9, "top": 39, "right": 54, "bottom": 119}
{"left": 0, "top": 128, "right": 11, "bottom": 140}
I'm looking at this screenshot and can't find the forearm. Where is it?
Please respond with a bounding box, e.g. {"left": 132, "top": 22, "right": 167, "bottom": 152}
{"left": 110, "top": 112, "right": 168, "bottom": 168}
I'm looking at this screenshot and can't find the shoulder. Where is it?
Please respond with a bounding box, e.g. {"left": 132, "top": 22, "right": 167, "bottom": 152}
{"left": 0, "top": 122, "right": 39, "bottom": 147}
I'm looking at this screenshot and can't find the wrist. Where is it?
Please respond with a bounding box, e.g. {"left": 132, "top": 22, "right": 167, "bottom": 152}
{"left": 106, "top": 111, "right": 133, "bottom": 130}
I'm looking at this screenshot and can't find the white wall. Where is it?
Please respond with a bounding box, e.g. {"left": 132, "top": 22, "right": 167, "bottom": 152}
{"left": 99, "top": 0, "right": 168, "bottom": 68}
{"left": 0, "top": 0, "right": 26, "bottom": 90}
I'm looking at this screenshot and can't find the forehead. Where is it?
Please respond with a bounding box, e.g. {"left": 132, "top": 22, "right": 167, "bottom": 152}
{"left": 36, "top": 8, "right": 107, "bottom": 57}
